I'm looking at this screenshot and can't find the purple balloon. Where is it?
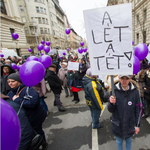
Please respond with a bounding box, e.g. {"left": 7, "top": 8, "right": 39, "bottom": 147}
{"left": 63, "top": 52, "right": 66, "bottom": 56}
{"left": 78, "top": 47, "right": 83, "bottom": 54}
{"left": 60, "top": 56, "right": 63, "bottom": 59}
{"left": 46, "top": 41, "right": 51, "bottom": 46}
{"left": 67, "top": 48, "right": 69, "bottom": 51}
{"left": 133, "top": 55, "right": 140, "bottom": 74}
{"left": 28, "top": 48, "right": 32, "bottom": 52}
{"left": 26, "top": 56, "right": 38, "bottom": 61}
{"left": 37, "top": 44, "right": 44, "bottom": 51}
{"left": 19, "top": 61, "right": 45, "bottom": 87}
{"left": 134, "top": 43, "right": 148, "bottom": 61}
{"left": 38, "top": 55, "right": 52, "bottom": 69}
{"left": 80, "top": 41, "right": 84, "bottom": 47}
{"left": 1, "top": 98, "right": 21, "bottom": 150}
{"left": 0, "top": 54, "right": 4, "bottom": 57}
{"left": 41, "top": 40, "right": 45, "bottom": 45}
{"left": 65, "top": 28, "right": 70, "bottom": 34}
{"left": 12, "top": 33, "right": 19, "bottom": 40}
{"left": 17, "top": 65, "right": 22, "bottom": 70}
{"left": 83, "top": 48, "right": 87, "bottom": 52}
{"left": 11, "top": 63, "right": 18, "bottom": 70}
{"left": 132, "top": 41, "right": 134, "bottom": 45}
{"left": 41, "top": 53, "right": 44, "bottom": 56}
{"left": 44, "top": 46, "right": 50, "bottom": 53}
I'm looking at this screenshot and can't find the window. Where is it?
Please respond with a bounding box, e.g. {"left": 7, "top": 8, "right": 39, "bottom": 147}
{"left": 40, "top": 7, "right": 43, "bottom": 13}
{"left": 24, "top": 27, "right": 29, "bottom": 34}
{"left": 0, "top": 0, "right": 7, "bottom": 15}
{"left": 42, "top": 18, "right": 45, "bottom": 24}
{"left": 136, "top": 33, "right": 139, "bottom": 44}
{"left": 39, "top": 0, "right": 44, "bottom": 2}
{"left": 22, "top": 17, "right": 26, "bottom": 23}
{"left": 10, "top": 28, "right": 15, "bottom": 40}
{"left": 19, "top": 5, "right": 24, "bottom": 12}
{"left": 44, "top": 8, "right": 46, "bottom": 14}
{"left": 48, "top": 28, "right": 50, "bottom": 33}
{"left": 36, "top": 7, "right": 39, "bottom": 13}
{"left": 143, "top": 31, "right": 146, "bottom": 43}
{"left": 40, "top": 28, "right": 44, "bottom": 34}
{"left": 38, "top": 17, "right": 42, "bottom": 23}
{"left": 143, "top": 9, "right": 147, "bottom": 21}
{"left": 136, "top": 14, "right": 139, "bottom": 25}
{"left": 46, "top": 19, "right": 48, "bottom": 24}
{"left": 44, "top": 28, "right": 47, "bottom": 34}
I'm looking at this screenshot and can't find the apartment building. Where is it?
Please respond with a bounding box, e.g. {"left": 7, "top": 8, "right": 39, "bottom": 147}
{"left": 17, "top": 0, "right": 53, "bottom": 54}
{"left": 107, "top": 0, "right": 150, "bottom": 45}
{"left": 0, "top": 0, "right": 29, "bottom": 56}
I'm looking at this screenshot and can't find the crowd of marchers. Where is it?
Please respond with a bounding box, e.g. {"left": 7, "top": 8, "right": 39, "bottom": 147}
{"left": 0, "top": 53, "right": 150, "bottom": 150}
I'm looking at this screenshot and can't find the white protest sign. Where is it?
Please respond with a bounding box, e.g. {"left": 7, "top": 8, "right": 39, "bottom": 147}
{"left": 49, "top": 49, "right": 56, "bottom": 55}
{"left": 68, "top": 61, "right": 79, "bottom": 71}
{"left": 84, "top": 3, "right": 133, "bottom": 75}
{"left": 58, "top": 50, "right": 67, "bottom": 57}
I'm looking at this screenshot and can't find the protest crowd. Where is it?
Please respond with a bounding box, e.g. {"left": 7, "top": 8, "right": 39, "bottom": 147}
{"left": 0, "top": 47, "right": 150, "bottom": 150}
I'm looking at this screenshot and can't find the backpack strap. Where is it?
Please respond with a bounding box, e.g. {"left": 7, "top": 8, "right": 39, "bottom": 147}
{"left": 16, "top": 87, "right": 26, "bottom": 96}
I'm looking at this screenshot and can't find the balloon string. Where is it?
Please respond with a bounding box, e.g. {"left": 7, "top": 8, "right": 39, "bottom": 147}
{"left": 17, "top": 100, "right": 24, "bottom": 116}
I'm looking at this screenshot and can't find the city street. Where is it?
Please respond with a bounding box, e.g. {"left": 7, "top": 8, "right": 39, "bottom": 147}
{"left": 43, "top": 85, "right": 150, "bottom": 150}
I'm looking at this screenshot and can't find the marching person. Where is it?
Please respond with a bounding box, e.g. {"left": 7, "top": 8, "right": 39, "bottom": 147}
{"left": 7, "top": 73, "right": 47, "bottom": 149}
{"left": 143, "top": 64, "right": 150, "bottom": 118}
{"left": 58, "top": 62, "right": 70, "bottom": 97}
{"left": 1, "top": 64, "right": 15, "bottom": 95}
{"left": 82, "top": 68, "right": 104, "bottom": 129}
{"left": 46, "top": 64, "right": 66, "bottom": 111}
{"left": 108, "top": 75, "right": 141, "bottom": 150}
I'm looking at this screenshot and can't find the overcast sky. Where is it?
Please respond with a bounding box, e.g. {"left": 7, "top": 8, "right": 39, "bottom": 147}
{"left": 59, "top": 0, "right": 108, "bottom": 39}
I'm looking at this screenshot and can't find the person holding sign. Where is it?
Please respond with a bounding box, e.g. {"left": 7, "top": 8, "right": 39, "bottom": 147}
{"left": 108, "top": 75, "right": 141, "bottom": 150}
{"left": 82, "top": 68, "right": 104, "bottom": 129}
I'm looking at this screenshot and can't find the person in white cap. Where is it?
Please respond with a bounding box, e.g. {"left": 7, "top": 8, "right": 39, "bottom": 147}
{"left": 108, "top": 75, "right": 141, "bottom": 150}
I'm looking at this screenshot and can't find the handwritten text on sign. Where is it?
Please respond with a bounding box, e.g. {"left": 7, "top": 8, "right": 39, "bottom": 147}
{"left": 84, "top": 3, "right": 133, "bottom": 75}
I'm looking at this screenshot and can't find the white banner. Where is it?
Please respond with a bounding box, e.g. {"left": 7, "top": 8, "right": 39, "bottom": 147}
{"left": 68, "top": 61, "right": 79, "bottom": 71}
{"left": 84, "top": 3, "right": 133, "bottom": 75}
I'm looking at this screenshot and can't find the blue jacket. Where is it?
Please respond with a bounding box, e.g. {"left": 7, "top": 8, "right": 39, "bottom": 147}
{"left": 7, "top": 84, "right": 47, "bottom": 128}
{"left": 82, "top": 75, "right": 104, "bottom": 110}
{"left": 108, "top": 81, "right": 141, "bottom": 139}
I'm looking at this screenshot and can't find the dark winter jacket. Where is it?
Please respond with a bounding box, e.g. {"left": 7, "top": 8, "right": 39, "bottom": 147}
{"left": 46, "top": 70, "right": 62, "bottom": 94}
{"left": 1, "top": 64, "right": 15, "bottom": 95}
{"left": 7, "top": 84, "right": 47, "bottom": 128}
{"left": 6, "top": 100, "right": 34, "bottom": 150}
{"left": 82, "top": 75, "right": 104, "bottom": 110}
{"left": 143, "top": 70, "right": 150, "bottom": 100}
{"left": 108, "top": 81, "right": 141, "bottom": 139}
{"left": 78, "top": 63, "right": 87, "bottom": 80}
{"left": 67, "top": 70, "right": 78, "bottom": 86}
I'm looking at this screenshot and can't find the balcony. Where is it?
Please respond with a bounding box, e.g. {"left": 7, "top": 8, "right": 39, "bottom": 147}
{"left": 29, "top": 22, "right": 37, "bottom": 27}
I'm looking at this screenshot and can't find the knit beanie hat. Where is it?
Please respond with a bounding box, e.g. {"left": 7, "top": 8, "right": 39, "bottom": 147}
{"left": 7, "top": 73, "right": 22, "bottom": 83}
{"left": 86, "top": 68, "right": 93, "bottom": 78}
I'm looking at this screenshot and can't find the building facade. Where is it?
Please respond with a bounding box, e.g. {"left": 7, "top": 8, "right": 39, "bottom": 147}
{"left": 17, "top": 0, "right": 53, "bottom": 54}
{"left": 0, "top": 0, "right": 29, "bottom": 56}
{"left": 0, "top": 0, "right": 84, "bottom": 56}
{"left": 107, "top": 0, "right": 150, "bottom": 45}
